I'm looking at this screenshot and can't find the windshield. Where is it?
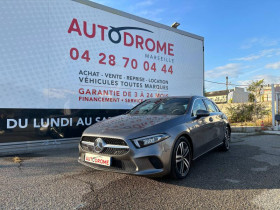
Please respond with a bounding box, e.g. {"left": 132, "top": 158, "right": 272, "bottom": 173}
{"left": 129, "top": 98, "right": 189, "bottom": 115}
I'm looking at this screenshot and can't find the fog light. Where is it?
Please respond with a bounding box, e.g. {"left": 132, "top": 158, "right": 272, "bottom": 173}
{"left": 149, "top": 156, "right": 163, "bottom": 169}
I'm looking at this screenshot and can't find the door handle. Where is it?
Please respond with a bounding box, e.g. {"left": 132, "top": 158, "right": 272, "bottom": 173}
{"left": 209, "top": 117, "right": 213, "bottom": 122}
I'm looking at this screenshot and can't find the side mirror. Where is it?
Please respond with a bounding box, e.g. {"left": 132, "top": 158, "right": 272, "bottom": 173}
{"left": 196, "top": 110, "right": 210, "bottom": 118}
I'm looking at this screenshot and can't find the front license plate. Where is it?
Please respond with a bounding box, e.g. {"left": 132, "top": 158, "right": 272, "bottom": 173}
{"left": 84, "top": 153, "right": 111, "bottom": 166}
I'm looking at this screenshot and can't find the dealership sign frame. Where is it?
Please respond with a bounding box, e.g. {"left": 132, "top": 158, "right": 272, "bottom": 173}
{"left": 0, "top": 0, "right": 204, "bottom": 145}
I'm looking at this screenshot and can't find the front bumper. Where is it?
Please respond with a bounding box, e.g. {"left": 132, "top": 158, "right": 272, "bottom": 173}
{"left": 78, "top": 137, "right": 173, "bottom": 177}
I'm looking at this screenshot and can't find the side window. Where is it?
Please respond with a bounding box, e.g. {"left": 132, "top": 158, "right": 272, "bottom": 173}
{"left": 192, "top": 99, "right": 207, "bottom": 116}
{"left": 204, "top": 100, "right": 217, "bottom": 113}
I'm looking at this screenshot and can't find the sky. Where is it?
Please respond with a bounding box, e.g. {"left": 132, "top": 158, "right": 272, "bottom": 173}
{"left": 92, "top": 0, "right": 280, "bottom": 91}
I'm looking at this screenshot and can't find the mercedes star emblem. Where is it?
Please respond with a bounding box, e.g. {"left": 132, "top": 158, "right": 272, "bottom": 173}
{"left": 93, "top": 138, "right": 105, "bottom": 153}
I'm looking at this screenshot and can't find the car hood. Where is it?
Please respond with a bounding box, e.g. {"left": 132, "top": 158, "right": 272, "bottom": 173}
{"left": 83, "top": 114, "right": 180, "bottom": 139}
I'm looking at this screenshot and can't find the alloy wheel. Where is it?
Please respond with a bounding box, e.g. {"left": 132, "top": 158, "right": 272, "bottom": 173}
{"left": 175, "top": 141, "right": 191, "bottom": 177}
{"left": 224, "top": 127, "right": 230, "bottom": 149}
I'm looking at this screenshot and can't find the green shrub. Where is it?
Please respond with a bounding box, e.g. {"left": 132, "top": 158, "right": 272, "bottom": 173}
{"left": 226, "top": 103, "right": 269, "bottom": 123}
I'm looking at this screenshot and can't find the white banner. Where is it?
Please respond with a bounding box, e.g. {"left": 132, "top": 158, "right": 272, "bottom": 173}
{"left": 0, "top": 0, "right": 203, "bottom": 109}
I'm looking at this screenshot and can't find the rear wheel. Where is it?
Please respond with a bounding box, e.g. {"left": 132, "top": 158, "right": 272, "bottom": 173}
{"left": 171, "top": 137, "right": 192, "bottom": 179}
{"left": 220, "top": 126, "right": 230, "bottom": 151}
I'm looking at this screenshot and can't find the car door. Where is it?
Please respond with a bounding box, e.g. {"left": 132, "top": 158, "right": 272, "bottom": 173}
{"left": 189, "top": 99, "right": 215, "bottom": 157}
{"left": 211, "top": 100, "right": 226, "bottom": 141}
{"left": 203, "top": 99, "right": 224, "bottom": 147}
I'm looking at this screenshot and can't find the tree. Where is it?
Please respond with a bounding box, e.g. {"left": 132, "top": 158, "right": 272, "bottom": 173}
{"left": 225, "top": 79, "right": 270, "bottom": 124}
{"left": 247, "top": 79, "right": 264, "bottom": 102}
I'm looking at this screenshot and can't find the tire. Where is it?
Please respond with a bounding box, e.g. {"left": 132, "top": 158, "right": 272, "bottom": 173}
{"left": 220, "top": 126, "right": 231, "bottom": 151}
{"left": 171, "top": 136, "right": 192, "bottom": 179}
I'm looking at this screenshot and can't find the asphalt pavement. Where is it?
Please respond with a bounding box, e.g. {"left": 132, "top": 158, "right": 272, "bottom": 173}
{"left": 0, "top": 134, "right": 280, "bottom": 210}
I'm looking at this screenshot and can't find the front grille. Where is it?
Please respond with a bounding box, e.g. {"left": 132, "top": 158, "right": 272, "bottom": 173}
{"left": 102, "top": 147, "right": 129, "bottom": 155}
{"left": 81, "top": 136, "right": 129, "bottom": 156}
{"left": 103, "top": 138, "right": 127, "bottom": 146}
{"left": 82, "top": 136, "right": 127, "bottom": 145}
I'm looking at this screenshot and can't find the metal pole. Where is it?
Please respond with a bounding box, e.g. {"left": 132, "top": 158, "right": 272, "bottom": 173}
{"left": 271, "top": 84, "right": 275, "bottom": 129}
{"left": 226, "top": 76, "right": 228, "bottom": 91}
{"left": 276, "top": 93, "right": 279, "bottom": 130}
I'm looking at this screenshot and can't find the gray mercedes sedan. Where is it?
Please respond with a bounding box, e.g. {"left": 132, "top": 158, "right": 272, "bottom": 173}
{"left": 78, "top": 96, "right": 231, "bottom": 179}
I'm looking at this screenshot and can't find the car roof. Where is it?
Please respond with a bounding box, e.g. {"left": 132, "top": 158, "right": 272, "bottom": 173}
{"left": 147, "top": 96, "right": 205, "bottom": 100}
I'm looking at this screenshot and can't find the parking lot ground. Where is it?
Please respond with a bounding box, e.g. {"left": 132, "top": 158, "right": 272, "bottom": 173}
{"left": 0, "top": 134, "right": 280, "bottom": 210}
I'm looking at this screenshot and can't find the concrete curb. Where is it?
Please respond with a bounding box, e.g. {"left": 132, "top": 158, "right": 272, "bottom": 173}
{"left": 231, "top": 126, "right": 264, "bottom": 133}
{"left": 232, "top": 132, "right": 259, "bottom": 136}
{"left": 232, "top": 131, "right": 280, "bottom": 136}
{"left": 263, "top": 131, "right": 280, "bottom": 135}
{"left": 0, "top": 138, "right": 80, "bottom": 156}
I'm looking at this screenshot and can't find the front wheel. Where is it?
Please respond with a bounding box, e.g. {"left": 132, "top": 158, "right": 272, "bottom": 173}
{"left": 171, "top": 137, "right": 192, "bottom": 179}
{"left": 220, "top": 126, "right": 230, "bottom": 151}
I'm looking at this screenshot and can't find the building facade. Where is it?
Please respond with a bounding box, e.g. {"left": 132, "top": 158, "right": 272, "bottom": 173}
{"left": 206, "top": 87, "right": 249, "bottom": 104}
{"left": 258, "top": 84, "right": 280, "bottom": 102}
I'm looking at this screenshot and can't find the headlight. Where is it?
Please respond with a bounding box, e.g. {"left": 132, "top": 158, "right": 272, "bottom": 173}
{"left": 132, "top": 134, "right": 170, "bottom": 148}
